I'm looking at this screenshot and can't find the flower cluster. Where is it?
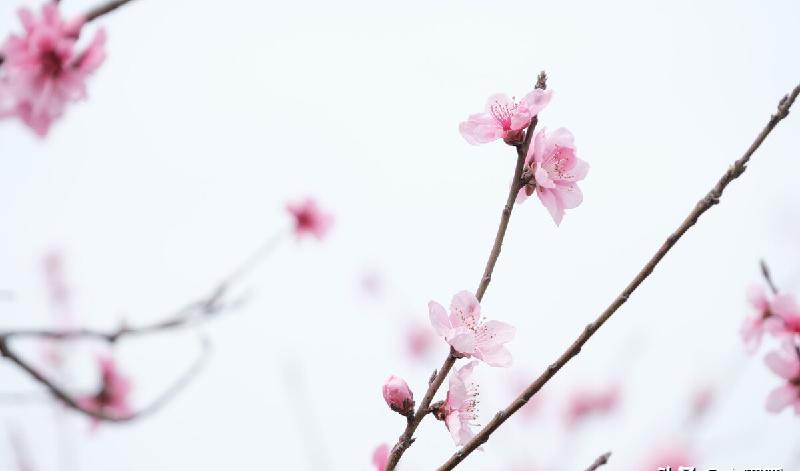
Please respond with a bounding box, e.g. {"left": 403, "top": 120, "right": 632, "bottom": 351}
{"left": 0, "top": 3, "right": 106, "bottom": 136}
{"left": 740, "top": 278, "right": 800, "bottom": 415}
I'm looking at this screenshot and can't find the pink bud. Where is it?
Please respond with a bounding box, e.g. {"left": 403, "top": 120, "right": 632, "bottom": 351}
{"left": 382, "top": 375, "right": 414, "bottom": 416}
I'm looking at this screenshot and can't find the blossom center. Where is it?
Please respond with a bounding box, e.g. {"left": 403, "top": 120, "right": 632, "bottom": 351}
{"left": 543, "top": 145, "right": 571, "bottom": 180}
{"left": 489, "top": 99, "right": 518, "bottom": 131}
{"left": 40, "top": 49, "right": 64, "bottom": 78}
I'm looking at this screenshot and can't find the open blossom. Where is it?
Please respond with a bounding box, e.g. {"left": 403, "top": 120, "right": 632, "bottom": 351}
{"left": 563, "top": 384, "right": 619, "bottom": 428}
{"left": 286, "top": 197, "right": 334, "bottom": 240}
{"left": 517, "top": 127, "right": 588, "bottom": 225}
{"left": 741, "top": 287, "right": 799, "bottom": 352}
{"left": 382, "top": 375, "right": 414, "bottom": 416}
{"left": 770, "top": 293, "right": 800, "bottom": 337}
{"left": 0, "top": 3, "right": 106, "bottom": 136}
{"left": 372, "top": 443, "right": 389, "bottom": 471}
{"left": 429, "top": 290, "right": 515, "bottom": 367}
{"left": 459, "top": 88, "right": 552, "bottom": 145}
{"left": 77, "top": 355, "right": 132, "bottom": 424}
{"left": 437, "top": 360, "right": 480, "bottom": 446}
{"left": 764, "top": 342, "right": 800, "bottom": 415}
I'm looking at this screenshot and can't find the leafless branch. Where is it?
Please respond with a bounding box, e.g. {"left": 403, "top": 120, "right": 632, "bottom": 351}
{"left": 583, "top": 452, "right": 611, "bottom": 471}
{"left": 435, "top": 84, "right": 800, "bottom": 470}
{"left": 384, "top": 72, "right": 547, "bottom": 471}
{"left": 760, "top": 259, "right": 779, "bottom": 294}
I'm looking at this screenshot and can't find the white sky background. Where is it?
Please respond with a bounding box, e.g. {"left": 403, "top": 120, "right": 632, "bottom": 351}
{"left": 0, "top": 0, "right": 799, "bottom": 470}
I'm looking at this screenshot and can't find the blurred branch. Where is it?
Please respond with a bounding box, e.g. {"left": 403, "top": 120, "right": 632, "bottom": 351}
{"left": 0, "top": 0, "right": 140, "bottom": 66}
{"left": 759, "top": 259, "right": 779, "bottom": 294}
{"left": 0, "top": 230, "right": 284, "bottom": 422}
{"left": 436, "top": 84, "right": 800, "bottom": 470}
{"left": 384, "top": 71, "right": 547, "bottom": 471}
{"left": 584, "top": 452, "right": 611, "bottom": 471}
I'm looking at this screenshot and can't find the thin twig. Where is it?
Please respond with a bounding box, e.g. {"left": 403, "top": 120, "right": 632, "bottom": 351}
{"left": 384, "top": 72, "right": 547, "bottom": 471}
{"left": 760, "top": 259, "right": 779, "bottom": 294}
{"left": 0, "top": 230, "right": 283, "bottom": 421}
{"left": 583, "top": 452, "right": 611, "bottom": 471}
{"left": 436, "top": 84, "right": 800, "bottom": 470}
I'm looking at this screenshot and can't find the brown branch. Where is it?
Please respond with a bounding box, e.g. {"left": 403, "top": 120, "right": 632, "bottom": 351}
{"left": 436, "top": 84, "right": 800, "bottom": 470}
{"left": 583, "top": 451, "right": 611, "bottom": 471}
{"left": 384, "top": 72, "right": 547, "bottom": 471}
{"left": 760, "top": 259, "right": 779, "bottom": 294}
{"left": 0, "top": 230, "right": 283, "bottom": 422}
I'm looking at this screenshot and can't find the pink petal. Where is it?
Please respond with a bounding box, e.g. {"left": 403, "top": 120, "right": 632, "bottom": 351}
{"left": 746, "top": 285, "right": 769, "bottom": 312}
{"left": 459, "top": 113, "right": 502, "bottom": 145}
{"left": 449, "top": 291, "right": 481, "bottom": 327}
{"left": 764, "top": 348, "right": 800, "bottom": 380}
{"left": 519, "top": 89, "right": 553, "bottom": 118}
{"left": 537, "top": 187, "right": 564, "bottom": 226}
{"left": 765, "top": 384, "right": 798, "bottom": 413}
{"left": 555, "top": 183, "right": 583, "bottom": 210}
{"left": 482, "top": 320, "right": 516, "bottom": 346}
{"left": 449, "top": 332, "right": 476, "bottom": 356}
{"left": 428, "top": 301, "right": 451, "bottom": 338}
{"left": 476, "top": 345, "right": 512, "bottom": 367}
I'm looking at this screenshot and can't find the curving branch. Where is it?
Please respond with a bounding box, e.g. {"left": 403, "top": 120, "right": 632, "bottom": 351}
{"left": 0, "top": 230, "right": 284, "bottom": 422}
{"left": 435, "top": 84, "right": 800, "bottom": 470}
{"left": 383, "top": 72, "right": 547, "bottom": 471}
{"left": 583, "top": 451, "right": 611, "bottom": 471}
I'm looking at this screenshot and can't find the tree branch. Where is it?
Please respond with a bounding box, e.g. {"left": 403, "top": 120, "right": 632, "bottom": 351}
{"left": 583, "top": 451, "right": 611, "bottom": 471}
{"left": 384, "top": 71, "right": 547, "bottom": 471}
{"left": 436, "top": 84, "right": 800, "bottom": 470}
{"left": 759, "top": 259, "right": 779, "bottom": 294}
{"left": 0, "top": 230, "right": 284, "bottom": 422}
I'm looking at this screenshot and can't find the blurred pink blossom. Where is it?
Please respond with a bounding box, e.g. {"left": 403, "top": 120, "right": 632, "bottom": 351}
{"left": 382, "top": 375, "right": 414, "bottom": 416}
{"left": 770, "top": 293, "right": 800, "bottom": 337}
{"left": 740, "top": 285, "right": 787, "bottom": 352}
{"left": 563, "top": 384, "right": 619, "bottom": 428}
{"left": 286, "top": 197, "right": 334, "bottom": 240}
{"left": 459, "top": 89, "right": 552, "bottom": 145}
{"left": 372, "top": 443, "right": 389, "bottom": 471}
{"left": 0, "top": 3, "right": 106, "bottom": 136}
{"left": 404, "top": 322, "right": 436, "bottom": 361}
{"left": 438, "top": 360, "right": 480, "bottom": 446}
{"left": 764, "top": 342, "right": 800, "bottom": 415}
{"left": 429, "top": 290, "right": 515, "bottom": 367}
{"left": 77, "top": 355, "right": 132, "bottom": 425}
{"left": 517, "top": 127, "right": 588, "bottom": 225}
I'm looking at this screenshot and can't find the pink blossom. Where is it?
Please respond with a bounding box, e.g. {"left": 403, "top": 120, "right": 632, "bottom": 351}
{"left": 563, "top": 384, "right": 619, "bottom": 428}
{"left": 429, "top": 290, "right": 515, "bottom": 367}
{"left": 740, "top": 285, "right": 787, "bottom": 352}
{"left": 770, "top": 293, "right": 800, "bottom": 337}
{"left": 286, "top": 197, "right": 334, "bottom": 240}
{"left": 517, "top": 128, "right": 588, "bottom": 225}
{"left": 77, "top": 355, "right": 132, "bottom": 424}
{"left": 372, "top": 443, "right": 389, "bottom": 471}
{"left": 405, "top": 322, "right": 436, "bottom": 361}
{"left": 0, "top": 3, "right": 106, "bottom": 136}
{"left": 438, "top": 360, "right": 480, "bottom": 446}
{"left": 459, "top": 89, "right": 552, "bottom": 145}
{"left": 764, "top": 342, "right": 800, "bottom": 415}
{"left": 382, "top": 375, "right": 414, "bottom": 416}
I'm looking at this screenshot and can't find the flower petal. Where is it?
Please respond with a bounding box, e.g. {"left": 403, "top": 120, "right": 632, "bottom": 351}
{"left": 429, "top": 301, "right": 451, "bottom": 338}
{"left": 766, "top": 384, "right": 798, "bottom": 413}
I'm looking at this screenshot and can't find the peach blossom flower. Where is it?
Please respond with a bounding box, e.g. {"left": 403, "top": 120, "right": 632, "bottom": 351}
{"left": 764, "top": 342, "right": 800, "bottom": 415}
{"left": 439, "top": 360, "right": 480, "bottom": 446}
{"left": 429, "top": 290, "right": 515, "bottom": 367}
{"left": 518, "top": 127, "right": 588, "bottom": 225}
{"left": 0, "top": 3, "right": 106, "bottom": 136}
{"left": 286, "top": 197, "right": 334, "bottom": 240}
{"left": 459, "top": 89, "right": 552, "bottom": 145}
{"left": 771, "top": 293, "right": 800, "bottom": 337}
{"left": 77, "top": 355, "right": 132, "bottom": 425}
{"left": 382, "top": 375, "right": 414, "bottom": 416}
{"left": 740, "top": 285, "right": 787, "bottom": 352}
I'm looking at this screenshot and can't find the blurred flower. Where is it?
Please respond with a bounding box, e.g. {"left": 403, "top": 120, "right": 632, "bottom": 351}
{"left": 563, "top": 383, "right": 619, "bottom": 428}
{"left": 741, "top": 285, "right": 784, "bottom": 353}
{"left": 436, "top": 360, "right": 480, "bottom": 446}
{"left": 286, "top": 197, "right": 334, "bottom": 240}
{"left": 0, "top": 3, "right": 106, "bottom": 136}
{"left": 459, "top": 88, "right": 552, "bottom": 145}
{"left": 77, "top": 355, "right": 132, "bottom": 425}
{"left": 429, "top": 290, "right": 515, "bottom": 367}
{"left": 688, "top": 384, "right": 715, "bottom": 421}
{"left": 517, "top": 127, "right": 588, "bottom": 226}
{"left": 637, "top": 443, "right": 694, "bottom": 471}
{"left": 404, "top": 322, "right": 436, "bottom": 361}
{"left": 770, "top": 293, "right": 800, "bottom": 338}
{"left": 372, "top": 443, "right": 389, "bottom": 471}
{"left": 382, "top": 375, "right": 414, "bottom": 416}
{"left": 764, "top": 342, "right": 800, "bottom": 415}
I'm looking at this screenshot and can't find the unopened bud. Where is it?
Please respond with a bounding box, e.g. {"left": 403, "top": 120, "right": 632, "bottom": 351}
{"left": 382, "top": 375, "right": 415, "bottom": 416}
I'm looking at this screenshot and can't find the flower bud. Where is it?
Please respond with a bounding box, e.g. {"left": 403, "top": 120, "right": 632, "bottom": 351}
{"left": 382, "top": 375, "right": 414, "bottom": 416}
